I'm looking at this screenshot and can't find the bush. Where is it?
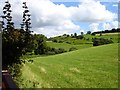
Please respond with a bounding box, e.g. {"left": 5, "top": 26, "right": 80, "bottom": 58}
{"left": 66, "top": 41, "right": 71, "bottom": 44}
{"left": 45, "top": 51, "right": 56, "bottom": 55}
{"left": 69, "top": 47, "right": 78, "bottom": 51}
{"left": 92, "top": 38, "right": 113, "bottom": 46}
{"left": 58, "top": 40, "right": 63, "bottom": 43}
{"left": 43, "top": 46, "right": 67, "bottom": 55}
{"left": 76, "top": 35, "right": 84, "bottom": 39}
{"left": 91, "top": 33, "right": 96, "bottom": 36}
{"left": 52, "top": 39, "right": 57, "bottom": 43}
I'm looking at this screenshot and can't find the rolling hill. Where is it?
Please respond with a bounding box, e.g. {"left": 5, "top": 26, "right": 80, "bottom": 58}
{"left": 17, "top": 43, "right": 118, "bottom": 88}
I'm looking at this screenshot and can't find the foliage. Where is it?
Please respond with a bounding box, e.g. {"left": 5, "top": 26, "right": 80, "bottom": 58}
{"left": 92, "top": 38, "right": 113, "bottom": 46}
{"left": 8, "top": 63, "right": 23, "bottom": 86}
{"left": 86, "top": 31, "right": 91, "bottom": 34}
{"left": 69, "top": 47, "right": 78, "bottom": 51}
{"left": 2, "top": 1, "right": 32, "bottom": 66}
{"left": 74, "top": 33, "right": 77, "bottom": 38}
{"left": 81, "top": 32, "right": 84, "bottom": 35}
{"left": 91, "top": 33, "right": 96, "bottom": 36}
{"left": 45, "top": 47, "right": 67, "bottom": 55}
{"left": 76, "top": 35, "right": 84, "bottom": 39}
{"left": 34, "top": 34, "right": 47, "bottom": 55}
{"left": 93, "top": 28, "right": 120, "bottom": 34}
{"left": 52, "top": 39, "right": 58, "bottom": 42}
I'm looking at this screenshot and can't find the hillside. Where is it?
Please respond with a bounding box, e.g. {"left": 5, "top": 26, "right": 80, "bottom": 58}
{"left": 17, "top": 43, "right": 118, "bottom": 88}
{"left": 46, "top": 33, "right": 118, "bottom": 51}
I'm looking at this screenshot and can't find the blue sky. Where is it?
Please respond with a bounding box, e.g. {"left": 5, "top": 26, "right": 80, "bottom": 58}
{"left": 0, "top": 0, "right": 118, "bottom": 37}
{"left": 53, "top": 1, "right": 118, "bottom": 34}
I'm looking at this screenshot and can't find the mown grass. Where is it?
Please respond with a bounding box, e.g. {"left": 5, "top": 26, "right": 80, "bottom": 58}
{"left": 17, "top": 43, "right": 118, "bottom": 88}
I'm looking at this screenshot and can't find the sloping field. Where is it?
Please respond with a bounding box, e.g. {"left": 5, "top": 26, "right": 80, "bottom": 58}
{"left": 47, "top": 42, "right": 92, "bottom": 51}
{"left": 19, "top": 43, "right": 118, "bottom": 88}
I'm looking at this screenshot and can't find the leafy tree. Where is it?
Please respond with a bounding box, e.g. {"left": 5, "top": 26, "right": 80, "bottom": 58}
{"left": 76, "top": 35, "right": 84, "bottom": 39}
{"left": 34, "top": 34, "right": 47, "bottom": 55}
{"left": 87, "top": 31, "right": 91, "bottom": 34}
{"left": 67, "top": 34, "right": 69, "bottom": 37}
{"left": 71, "top": 34, "right": 74, "bottom": 38}
{"left": 91, "top": 33, "right": 96, "bottom": 36}
{"left": 100, "top": 32, "right": 102, "bottom": 36}
{"left": 81, "top": 32, "right": 84, "bottom": 35}
{"left": 20, "top": 2, "right": 33, "bottom": 53}
{"left": 2, "top": 1, "right": 32, "bottom": 67}
{"left": 74, "top": 33, "right": 77, "bottom": 38}
{"left": 63, "top": 34, "right": 67, "bottom": 36}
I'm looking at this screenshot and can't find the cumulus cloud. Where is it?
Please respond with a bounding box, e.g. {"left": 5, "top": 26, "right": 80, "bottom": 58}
{"left": 89, "top": 23, "right": 100, "bottom": 32}
{"left": 0, "top": 0, "right": 117, "bottom": 37}
{"left": 33, "top": 20, "right": 80, "bottom": 37}
{"left": 69, "top": 0, "right": 116, "bottom": 22}
{"left": 102, "top": 21, "right": 118, "bottom": 30}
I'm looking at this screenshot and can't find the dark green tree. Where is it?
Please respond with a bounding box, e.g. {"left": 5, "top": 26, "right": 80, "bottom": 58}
{"left": 2, "top": 1, "right": 32, "bottom": 67}
{"left": 74, "top": 33, "right": 77, "bottom": 38}
{"left": 20, "top": 2, "right": 33, "bottom": 53}
{"left": 34, "top": 34, "right": 47, "bottom": 55}
{"left": 86, "top": 31, "right": 91, "bottom": 34}
{"left": 81, "top": 32, "right": 84, "bottom": 35}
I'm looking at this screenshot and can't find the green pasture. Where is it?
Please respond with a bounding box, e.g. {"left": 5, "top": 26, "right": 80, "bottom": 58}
{"left": 17, "top": 43, "right": 118, "bottom": 88}
{"left": 47, "top": 42, "right": 92, "bottom": 51}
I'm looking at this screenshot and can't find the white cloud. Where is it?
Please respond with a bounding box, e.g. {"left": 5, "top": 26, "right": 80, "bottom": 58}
{"left": 103, "top": 23, "right": 111, "bottom": 30}
{"left": 112, "top": 4, "right": 118, "bottom": 7}
{"left": 102, "top": 21, "right": 118, "bottom": 30}
{"left": 0, "top": 0, "right": 117, "bottom": 37}
{"left": 89, "top": 23, "right": 100, "bottom": 32}
{"left": 33, "top": 20, "right": 80, "bottom": 37}
{"left": 69, "top": 0, "right": 116, "bottom": 22}
{"left": 111, "top": 21, "right": 118, "bottom": 28}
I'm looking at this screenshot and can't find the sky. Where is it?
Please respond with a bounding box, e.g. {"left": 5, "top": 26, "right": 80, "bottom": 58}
{"left": 0, "top": 0, "right": 119, "bottom": 37}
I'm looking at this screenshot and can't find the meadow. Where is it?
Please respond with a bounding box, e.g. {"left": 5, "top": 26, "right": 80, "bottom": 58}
{"left": 47, "top": 42, "right": 92, "bottom": 51}
{"left": 17, "top": 43, "right": 118, "bottom": 88}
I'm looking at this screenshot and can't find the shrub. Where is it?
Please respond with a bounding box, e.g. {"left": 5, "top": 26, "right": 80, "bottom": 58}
{"left": 66, "top": 41, "right": 71, "bottom": 44}
{"left": 45, "top": 51, "right": 56, "bottom": 55}
{"left": 92, "top": 38, "right": 113, "bottom": 46}
{"left": 52, "top": 39, "right": 57, "bottom": 42}
{"left": 76, "top": 35, "right": 84, "bottom": 39}
{"left": 69, "top": 47, "right": 78, "bottom": 51}
{"left": 58, "top": 40, "right": 63, "bottom": 43}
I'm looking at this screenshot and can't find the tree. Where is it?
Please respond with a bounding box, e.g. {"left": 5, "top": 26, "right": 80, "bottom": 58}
{"left": 91, "top": 33, "right": 96, "bottom": 36}
{"left": 76, "top": 35, "right": 84, "bottom": 39}
{"left": 34, "top": 34, "right": 47, "bottom": 55}
{"left": 81, "top": 32, "right": 84, "bottom": 35}
{"left": 20, "top": 2, "right": 33, "bottom": 53}
{"left": 71, "top": 34, "right": 74, "bottom": 38}
{"left": 2, "top": 1, "right": 32, "bottom": 67}
{"left": 87, "top": 31, "right": 91, "bottom": 34}
{"left": 74, "top": 33, "right": 77, "bottom": 38}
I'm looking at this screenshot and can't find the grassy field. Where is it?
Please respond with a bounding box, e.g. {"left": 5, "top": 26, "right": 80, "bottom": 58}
{"left": 84, "top": 34, "right": 118, "bottom": 43}
{"left": 47, "top": 42, "right": 92, "bottom": 51}
{"left": 17, "top": 43, "right": 118, "bottom": 88}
